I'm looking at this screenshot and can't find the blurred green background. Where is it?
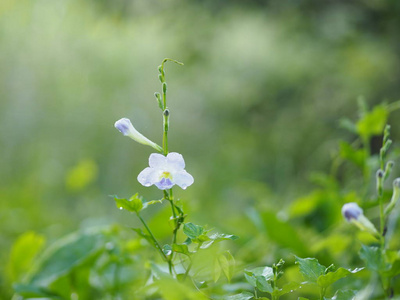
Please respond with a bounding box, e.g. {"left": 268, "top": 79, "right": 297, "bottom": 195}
{"left": 2, "top": 0, "right": 400, "bottom": 298}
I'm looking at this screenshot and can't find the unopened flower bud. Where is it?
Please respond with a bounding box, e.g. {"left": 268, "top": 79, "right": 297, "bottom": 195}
{"left": 384, "top": 161, "right": 395, "bottom": 180}
{"left": 342, "top": 202, "right": 379, "bottom": 238}
{"left": 376, "top": 169, "right": 384, "bottom": 196}
{"left": 114, "top": 118, "right": 162, "bottom": 152}
{"left": 385, "top": 178, "right": 400, "bottom": 216}
{"left": 163, "top": 82, "right": 167, "bottom": 94}
{"left": 163, "top": 109, "right": 170, "bottom": 117}
{"left": 154, "top": 92, "right": 163, "bottom": 110}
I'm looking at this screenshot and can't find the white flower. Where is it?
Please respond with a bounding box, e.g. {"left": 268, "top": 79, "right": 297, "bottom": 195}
{"left": 114, "top": 118, "right": 162, "bottom": 152}
{"left": 342, "top": 202, "right": 379, "bottom": 238}
{"left": 138, "top": 153, "right": 194, "bottom": 190}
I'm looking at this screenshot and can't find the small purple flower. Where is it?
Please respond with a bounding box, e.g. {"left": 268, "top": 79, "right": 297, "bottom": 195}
{"left": 342, "top": 202, "right": 363, "bottom": 222}
{"left": 114, "top": 118, "right": 162, "bottom": 152}
{"left": 138, "top": 153, "right": 194, "bottom": 190}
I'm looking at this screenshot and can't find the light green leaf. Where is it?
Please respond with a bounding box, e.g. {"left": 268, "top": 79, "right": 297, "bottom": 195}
{"left": 276, "top": 281, "right": 301, "bottom": 296}
{"left": 219, "top": 251, "right": 235, "bottom": 282}
{"left": 114, "top": 193, "right": 143, "bottom": 213}
{"left": 7, "top": 231, "right": 46, "bottom": 282}
{"left": 142, "top": 199, "right": 163, "bottom": 209}
{"left": 213, "top": 256, "right": 221, "bottom": 282}
{"left": 295, "top": 256, "right": 326, "bottom": 284}
{"left": 172, "top": 243, "right": 190, "bottom": 256}
{"left": 225, "top": 292, "right": 254, "bottom": 300}
{"left": 13, "top": 283, "right": 62, "bottom": 298}
{"left": 209, "top": 233, "right": 239, "bottom": 242}
{"left": 331, "top": 289, "right": 357, "bottom": 300}
{"left": 317, "top": 267, "right": 363, "bottom": 288}
{"left": 339, "top": 141, "right": 365, "bottom": 168}
{"left": 359, "top": 245, "right": 385, "bottom": 271}
{"left": 183, "top": 223, "right": 204, "bottom": 240}
{"left": 356, "top": 105, "right": 388, "bottom": 139}
{"left": 244, "top": 267, "right": 274, "bottom": 288}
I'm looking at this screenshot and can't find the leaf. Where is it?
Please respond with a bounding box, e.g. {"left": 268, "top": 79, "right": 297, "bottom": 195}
{"left": 295, "top": 256, "right": 326, "bottom": 284}
{"left": 213, "top": 256, "right": 221, "bottom": 282}
{"left": 255, "top": 276, "right": 273, "bottom": 293}
{"left": 356, "top": 105, "right": 388, "bottom": 139}
{"left": 114, "top": 193, "right": 143, "bottom": 213}
{"left": 172, "top": 243, "right": 190, "bottom": 256}
{"left": 218, "top": 251, "right": 235, "bottom": 282}
{"left": 226, "top": 292, "right": 254, "bottom": 300}
{"left": 317, "top": 267, "right": 363, "bottom": 288}
{"left": 276, "top": 281, "right": 301, "bottom": 296}
{"left": 339, "top": 141, "right": 365, "bottom": 168}
{"left": 183, "top": 223, "right": 204, "bottom": 240}
{"left": 331, "top": 289, "right": 357, "bottom": 300}
{"left": 28, "top": 230, "right": 105, "bottom": 286}
{"left": 13, "top": 283, "right": 62, "bottom": 298}
{"left": 359, "top": 245, "right": 385, "bottom": 271}
{"left": 7, "top": 231, "right": 46, "bottom": 282}
{"left": 209, "top": 233, "right": 239, "bottom": 242}
{"left": 142, "top": 199, "right": 163, "bottom": 209}
{"left": 244, "top": 267, "right": 274, "bottom": 288}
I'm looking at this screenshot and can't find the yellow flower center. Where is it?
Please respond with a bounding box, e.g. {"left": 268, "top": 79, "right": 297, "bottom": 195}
{"left": 160, "top": 171, "right": 173, "bottom": 180}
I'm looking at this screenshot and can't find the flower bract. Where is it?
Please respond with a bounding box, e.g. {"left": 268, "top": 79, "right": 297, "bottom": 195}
{"left": 138, "top": 153, "right": 194, "bottom": 190}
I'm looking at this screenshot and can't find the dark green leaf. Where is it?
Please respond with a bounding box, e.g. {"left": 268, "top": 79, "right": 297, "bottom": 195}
{"left": 172, "top": 243, "right": 190, "bottom": 256}
{"left": 255, "top": 275, "right": 273, "bottom": 293}
{"left": 13, "top": 284, "right": 62, "bottom": 298}
{"left": 295, "top": 256, "right": 326, "bottom": 284}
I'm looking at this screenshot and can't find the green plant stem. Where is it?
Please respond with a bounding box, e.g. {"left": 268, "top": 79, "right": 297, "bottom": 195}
{"left": 136, "top": 212, "right": 173, "bottom": 274}
{"left": 319, "top": 287, "right": 326, "bottom": 300}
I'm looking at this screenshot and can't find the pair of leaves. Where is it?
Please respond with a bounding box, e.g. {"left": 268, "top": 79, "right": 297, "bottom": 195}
{"left": 295, "top": 256, "right": 363, "bottom": 288}
{"left": 214, "top": 251, "right": 235, "bottom": 283}
{"left": 183, "top": 223, "right": 238, "bottom": 246}
{"left": 114, "top": 193, "right": 163, "bottom": 213}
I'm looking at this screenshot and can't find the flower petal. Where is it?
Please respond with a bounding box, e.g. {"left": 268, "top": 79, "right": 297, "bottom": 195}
{"left": 137, "top": 167, "right": 159, "bottom": 187}
{"left": 155, "top": 178, "right": 174, "bottom": 190}
{"left": 173, "top": 171, "right": 194, "bottom": 190}
{"left": 149, "top": 153, "right": 167, "bottom": 169}
{"left": 166, "top": 152, "right": 185, "bottom": 169}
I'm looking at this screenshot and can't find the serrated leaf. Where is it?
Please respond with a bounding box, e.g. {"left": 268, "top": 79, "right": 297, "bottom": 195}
{"left": 359, "top": 245, "right": 385, "bottom": 271}
{"left": 226, "top": 292, "right": 254, "bottom": 300}
{"left": 172, "top": 243, "right": 190, "bottom": 256}
{"left": 295, "top": 256, "right": 326, "bottom": 284}
{"left": 183, "top": 223, "right": 204, "bottom": 240}
{"left": 317, "top": 267, "right": 363, "bottom": 288}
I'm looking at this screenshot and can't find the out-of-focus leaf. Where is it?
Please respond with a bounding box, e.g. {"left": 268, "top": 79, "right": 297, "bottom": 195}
{"left": 382, "top": 250, "right": 400, "bottom": 277}
{"left": 183, "top": 223, "right": 204, "bottom": 240}
{"left": 260, "top": 211, "right": 308, "bottom": 256}
{"left": 339, "top": 141, "right": 365, "bottom": 168}
{"left": 131, "top": 228, "right": 154, "bottom": 246}
{"left": 317, "top": 267, "right": 363, "bottom": 288}
{"left": 295, "top": 256, "right": 325, "bottom": 284}
{"left": 152, "top": 276, "right": 208, "bottom": 300}
{"left": 359, "top": 245, "right": 385, "bottom": 272}
{"left": 356, "top": 105, "right": 388, "bottom": 139}
{"left": 7, "top": 231, "right": 45, "bottom": 282}
{"left": 213, "top": 256, "right": 221, "bottom": 282}
{"left": 330, "top": 289, "right": 357, "bottom": 300}
{"left": 65, "top": 159, "right": 98, "bottom": 191}
{"left": 13, "top": 283, "right": 62, "bottom": 298}
{"left": 226, "top": 292, "right": 254, "bottom": 300}
{"left": 219, "top": 251, "right": 235, "bottom": 282}
{"left": 28, "top": 230, "right": 105, "bottom": 286}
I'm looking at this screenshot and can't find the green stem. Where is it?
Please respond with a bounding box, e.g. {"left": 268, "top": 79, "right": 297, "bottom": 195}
{"left": 136, "top": 212, "right": 172, "bottom": 273}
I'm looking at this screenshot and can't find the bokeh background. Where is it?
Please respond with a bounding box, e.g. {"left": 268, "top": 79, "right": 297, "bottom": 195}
{"left": 2, "top": 0, "right": 400, "bottom": 298}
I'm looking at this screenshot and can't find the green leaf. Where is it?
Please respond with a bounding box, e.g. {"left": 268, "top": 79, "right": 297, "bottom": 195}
{"left": 131, "top": 228, "right": 154, "bottom": 246}
{"left": 218, "top": 251, "right": 235, "bottom": 282}
{"left": 28, "top": 230, "right": 105, "bottom": 286}
{"left": 382, "top": 250, "right": 400, "bottom": 277}
{"left": 244, "top": 267, "right": 274, "bottom": 288}
{"left": 114, "top": 194, "right": 143, "bottom": 213}
{"left": 276, "top": 281, "right": 301, "bottom": 296}
{"left": 183, "top": 223, "right": 204, "bottom": 240}
{"left": 317, "top": 267, "right": 363, "bottom": 288}
{"left": 359, "top": 245, "right": 385, "bottom": 271}
{"left": 172, "top": 243, "right": 190, "bottom": 256}
{"left": 255, "top": 275, "right": 273, "bottom": 293}
{"left": 330, "top": 290, "right": 357, "bottom": 300}
{"left": 209, "top": 232, "right": 239, "bottom": 242}
{"left": 142, "top": 199, "right": 163, "bottom": 209}
{"left": 7, "top": 231, "right": 46, "bottom": 282}
{"left": 339, "top": 141, "right": 365, "bottom": 168}
{"left": 226, "top": 292, "right": 254, "bottom": 300}
{"left": 213, "top": 256, "right": 221, "bottom": 282}
{"left": 356, "top": 105, "right": 388, "bottom": 139}
{"left": 13, "top": 283, "right": 62, "bottom": 298}
{"left": 295, "top": 256, "right": 326, "bottom": 284}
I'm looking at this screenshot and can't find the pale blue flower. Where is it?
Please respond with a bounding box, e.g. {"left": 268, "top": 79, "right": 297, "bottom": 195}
{"left": 341, "top": 202, "right": 363, "bottom": 222}
{"left": 138, "top": 153, "right": 194, "bottom": 190}
{"left": 114, "top": 118, "right": 162, "bottom": 152}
